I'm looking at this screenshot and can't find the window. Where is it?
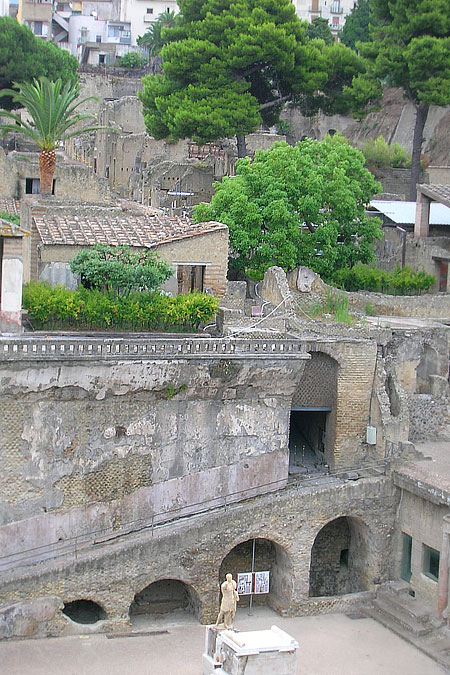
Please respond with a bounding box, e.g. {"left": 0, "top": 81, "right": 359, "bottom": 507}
{"left": 25, "top": 178, "right": 40, "bottom": 194}
{"left": 146, "top": 7, "right": 153, "bottom": 13}
{"left": 311, "top": 0, "right": 319, "bottom": 10}
{"left": 34, "top": 21, "right": 43, "bottom": 36}
{"left": 108, "top": 26, "right": 121, "bottom": 37}
{"left": 96, "top": 35, "right": 102, "bottom": 43}
{"left": 177, "top": 265, "right": 205, "bottom": 294}
{"left": 331, "top": 0, "right": 340, "bottom": 12}
{"left": 25, "top": 178, "right": 55, "bottom": 195}
{"left": 423, "top": 545, "right": 440, "bottom": 581}
{"left": 332, "top": 16, "right": 339, "bottom": 27}
{"left": 99, "top": 54, "right": 106, "bottom": 64}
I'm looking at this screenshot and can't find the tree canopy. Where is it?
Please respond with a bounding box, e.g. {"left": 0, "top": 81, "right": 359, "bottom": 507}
{"left": 359, "top": 0, "right": 450, "bottom": 198}
{"left": 340, "top": 0, "right": 374, "bottom": 51}
{"left": 70, "top": 244, "right": 174, "bottom": 296}
{"left": 138, "top": 0, "right": 368, "bottom": 156}
{"left": 0, "top": 18, "right": 78, "bottom": 110}
{"left": 194, "top": 135, "right": 382, "bottom": 280}
{"left": 307, "top": 17, "right": 333, "bottom": 45}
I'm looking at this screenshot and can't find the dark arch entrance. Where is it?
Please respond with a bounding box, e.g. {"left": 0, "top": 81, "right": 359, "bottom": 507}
{"left": 129, "top": 579, "right": 201, "bottom": 624}
{"left": 220, "top": 538, "right": 293, "bottom": 613}
{"left": 62, "top": 599, "right": 107, "bottom": 624}
{"left": 309, "top": 516, "right": 370, "bottom": 597}
{"left": 290, "top": 351, "right": 338, "bottom": 470}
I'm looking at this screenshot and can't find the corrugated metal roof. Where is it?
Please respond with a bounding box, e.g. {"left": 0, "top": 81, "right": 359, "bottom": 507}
{"left": 369, "top": 200, "right": 450, "bottom": 225}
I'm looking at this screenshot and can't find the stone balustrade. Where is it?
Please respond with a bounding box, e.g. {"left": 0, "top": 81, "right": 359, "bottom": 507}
{"left": 0, "top": 335, "right": 310, "bottom": 361}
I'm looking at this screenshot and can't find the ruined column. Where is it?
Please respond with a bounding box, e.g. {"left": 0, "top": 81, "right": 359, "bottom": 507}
{"left": 0, "top": 236, "right": 24, "bottom": 334}
{"left": 414, "top": 190, "right": 431, "bottom": 238}
{"left": 437, "top": 517, "right": 450, "bottom": 621}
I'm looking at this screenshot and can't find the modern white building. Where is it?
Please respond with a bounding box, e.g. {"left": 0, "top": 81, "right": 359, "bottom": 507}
{"left": 119, "top": 0, "right": 178, "bottom": 46}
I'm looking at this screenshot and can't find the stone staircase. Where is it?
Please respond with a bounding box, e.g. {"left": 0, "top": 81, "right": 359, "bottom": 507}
{"left": 363, "top": 581, "right": 450, "bottom": 671}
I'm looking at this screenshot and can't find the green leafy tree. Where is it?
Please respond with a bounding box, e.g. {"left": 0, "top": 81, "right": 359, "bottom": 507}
{"left": 137, "top": 10, "right": 177, "bottom": 55}
{"left": 341, "top": 0, "right": 375, "bottom": 51}
{"left": 194, "top": 135, "right": 382, "bottom": 280}
{"left": 359, "top": 0, "right": 450, "bottom": 199}
{"left": 138, "top": 0, "right": 370, "bottom": 157}
{"left": 0, "top": 17, "right": 78, "bottom": 110}
{"left": 70, "top": 244, "right": 174, "bottom": 296}
{"left": 307, "top": 17, "right": 333, "bottom": 45}
{"left": 0, "top": 77, "right": 105, "bottom": 194}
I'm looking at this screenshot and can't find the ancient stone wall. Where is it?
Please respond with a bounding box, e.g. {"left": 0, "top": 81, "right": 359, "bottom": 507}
{"left": 0, "top": 474, "right": 397, "bottom": 639}
{"left": 393, "top": 487, "right": 446, "bottom": 606}
{"left": 0, "top": 337, "right": 309, "bottom": 548}
{"left": 383, "top": 329, "right": 450, "bottom": 442}
{"left": 375, "top": 227, "right": 450, "bottom": 292}
{"left": 0, "top": 149, "right": 111, "bottom": 203}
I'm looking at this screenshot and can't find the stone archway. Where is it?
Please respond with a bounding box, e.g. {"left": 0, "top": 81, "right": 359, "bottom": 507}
{"left": 219, "top": 538, "right": 293, "bottom": 613}
{"left": 309, "top": 516, "right": 370, "bottom": 597}
{"left": 62, "top": 599, "right": 107, "bottom": 624}
{"left": 129, "top": 579, "right": 201, "bottom": 626}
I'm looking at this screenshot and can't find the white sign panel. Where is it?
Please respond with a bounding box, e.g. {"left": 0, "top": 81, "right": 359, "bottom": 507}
{"left": 237, "top": 572, "right": 253, "bottom": 595}
{"left": 254, "top": 571, "right": 270, "bottom": 595}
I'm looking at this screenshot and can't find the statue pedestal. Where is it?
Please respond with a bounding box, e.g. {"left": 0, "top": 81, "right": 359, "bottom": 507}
{"left": 202, "top": 624, "right": 298, "bottom": 675}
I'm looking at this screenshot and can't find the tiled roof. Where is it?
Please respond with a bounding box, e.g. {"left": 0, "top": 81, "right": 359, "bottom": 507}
{"left": 33, "top": 207, "right": 227, "bottom": 247}
{"left": 0, "top": 198, "right": 20, "bottom": 216}
{"left": 418, "top": 184, "right": 450, "bottom": 209}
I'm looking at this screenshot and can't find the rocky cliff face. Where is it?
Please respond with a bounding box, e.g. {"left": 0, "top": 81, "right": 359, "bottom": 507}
{"left": 282, "top": 88, "right": 450, "bottom": 164}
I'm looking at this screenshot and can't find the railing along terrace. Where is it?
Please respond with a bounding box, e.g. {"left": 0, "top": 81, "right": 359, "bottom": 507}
{"left": 0, "top": 336, "right": 310, "bottom": 361}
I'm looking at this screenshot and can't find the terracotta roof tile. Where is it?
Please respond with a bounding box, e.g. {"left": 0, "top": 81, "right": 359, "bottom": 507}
{"left": 33, "top": 207, "right": 227, "bottom": 248}
{"left": 418, "top": 184, "right": 450, "bottom": 209}
{"left": 0, "top": 198, "right": 20, "bottom": 215}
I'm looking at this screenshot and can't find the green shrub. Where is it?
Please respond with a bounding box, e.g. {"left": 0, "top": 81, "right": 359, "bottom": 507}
{"left": 23, "top": 282, "right": 219, "bottom": 331}
{"left": 0, "top": 210, "right": 20, "bottom": 225}
{"left": 308, "top": 292, "right": 352, "bottom": 325}
{"left": 333, "top": 264, "right": 435, "bottom": 295}
{"left": 117, "top": 52, "right": 146, "bottom": 68}
{"left": 362, "top": 136, "right": 411, "bottom": 170}
{"left": 70, "top": 244, "right": 173, "bottom": 296}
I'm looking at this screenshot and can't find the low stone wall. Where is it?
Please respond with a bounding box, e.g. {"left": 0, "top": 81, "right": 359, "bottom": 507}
{"left": 346, "top": 291, "right": 450, "bottom": 319}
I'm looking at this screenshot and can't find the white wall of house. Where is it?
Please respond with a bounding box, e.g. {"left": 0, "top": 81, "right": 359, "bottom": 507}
{"left": 292, "top": 0, "right": 356, "bottom": 37}
{"left": 120, "top": 0, "right": 178, "bottom": 45}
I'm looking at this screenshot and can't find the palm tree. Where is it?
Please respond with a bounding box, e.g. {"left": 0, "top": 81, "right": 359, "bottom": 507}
{"left": 137, "top": 10, "right": 176, "bottom": 56}
{"left": 0, "top": 77, "right": 102, "bottom": 195}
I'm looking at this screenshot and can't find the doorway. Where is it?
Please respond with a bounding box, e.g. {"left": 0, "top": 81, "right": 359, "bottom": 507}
{"left": 401, "top": 532, "right": 412, "bottom": 582}
{"left": 289, "top": 408, "right": 329, "bottom": 472}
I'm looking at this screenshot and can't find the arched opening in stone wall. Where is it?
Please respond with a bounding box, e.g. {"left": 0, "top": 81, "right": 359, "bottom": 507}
{"left": 290, "top": 351, "right": 338, "bottom": 471}
{"left": 219, "top": 538, "right": 293, "bottom": 613}
{"left": 416, "top": 344, "right": 439, "bottom": 394}
{"left": 129, "top": 579, "right": 201, "bottom": 626}
{"left": 309, "top": 516, "right": 370, "bottom": 597}
{"left": 62, "top": 599, "right": 107, "bottom": 624}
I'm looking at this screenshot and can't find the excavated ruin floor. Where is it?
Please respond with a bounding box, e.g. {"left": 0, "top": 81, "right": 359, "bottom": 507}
{"left": 0, "top": 607, "right": 447, "bottom": 675}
